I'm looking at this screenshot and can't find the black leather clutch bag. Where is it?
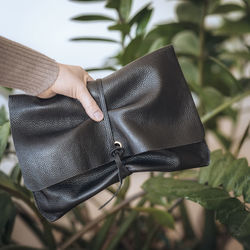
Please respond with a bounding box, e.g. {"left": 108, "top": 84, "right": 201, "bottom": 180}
{"left": 8, "top": 45, "right": 210, "bottom": 222}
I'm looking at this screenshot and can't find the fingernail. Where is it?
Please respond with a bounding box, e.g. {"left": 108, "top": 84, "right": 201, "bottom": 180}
{"left": 93, "top": 110, "right": 104, "bottom": 121}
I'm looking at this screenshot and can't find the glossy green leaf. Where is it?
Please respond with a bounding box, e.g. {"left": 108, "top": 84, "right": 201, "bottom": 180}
{"left": 120, "top": 35, "right": 143, "bottom": 65}
{"left": 172, "top": 31, "right": 199, "bottom": 56}
{"left": 108, "top": 23, "right": 130, "bottom": 34}
{"left": 70, "top": 37, "right": 118, "bottom": 43}
{"left": 148, "top": 38, "right": 167, "bottom": 53}
{"left": 71, "top": 14, "right": 114, "bottom": 22}
{"left": 105, "top": 0, "right": 120, "bottom": 10}
{"left": 201, "top": 90, "right": 250, "bottom": 124}
{"left": 0, "top": 171, "right": 32, "bottom": 200}
{"left": 142, "top": 177, "right": 229, "bottom": 210}
{"left": 129, "top": 3, "right": 153, "bottom": 35}
{"left": 178, "top": 58, "right": 199, "bottom": 87}
{"left": 147, "top": 22, "right": 198, "bottom": 44}
{"left": 0, "top": 87, "right": 13, "bottom": 94}
{"left": 119, "top": 0, "right": 132, "bottom": 21}
{"left": 211, "top": 4, "right": 244, "bottom": 14}
{"left": 134, "top": 207, "right": 174, "bottom": 228}
{"left": 214, "top": 17, "right": 250, "bottom": 35}
{"left": 208, "top": 56, "right": 239, "bottom": 88}
{"left": 235, "top": 122, "right": 250, "bottom": 156}
{"left": 220, "top": 51, "right": 250, "bottom": 61}
{"left": 0, "top": 191, "right": 16, "bottom": 245}
{"left": 201, "top": 87, "right": 224, "bottom": 112}
{"left": 215, "top": 198, "right": 250, "bottom": 249}
{"left": 85, "top": 66, "right": 116, "bottom": 72}
{"left": 10, "top": 164, "right": 22, "bottom": 184}
{"left": 199, "top": 150, "right": 250, "bottom": 202}
{"left": 176, "top": 2, "right": 202, "bottom": 24}
{"left": 139, "top": 22, "right": 198, "bottom": 57}
{"left": 0, "top": 106, "right": 8, "bottom": 126}
{"left": 0, "top": 122, "right": 10, "bottom": 160}
{"left": 142, "top": 175, "right": 250, "bottom": 249}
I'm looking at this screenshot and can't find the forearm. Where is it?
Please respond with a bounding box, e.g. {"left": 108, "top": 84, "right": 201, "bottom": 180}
{"left": 0, "top": 35, "right": 59, "bottom": 95}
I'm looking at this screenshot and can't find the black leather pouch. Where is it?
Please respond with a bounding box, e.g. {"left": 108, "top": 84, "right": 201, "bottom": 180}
{"left": 8, "top": 45, "right": 210, "bottom": 222}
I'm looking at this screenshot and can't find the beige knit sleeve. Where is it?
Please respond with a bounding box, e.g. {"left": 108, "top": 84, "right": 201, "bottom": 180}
{"left": 0, "top": 35, "right": 59, "bottom": 96}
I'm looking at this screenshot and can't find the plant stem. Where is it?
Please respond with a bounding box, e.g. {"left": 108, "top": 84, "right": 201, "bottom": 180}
{"left": 60, "top": 191, "right": 146, "bottom": 250}
{"left": 201, "top": 90, "right": 250, "bottom": 123}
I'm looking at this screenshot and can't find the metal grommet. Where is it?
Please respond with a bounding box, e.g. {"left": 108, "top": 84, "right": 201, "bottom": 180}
{"left": 114, "top": 141, "right": 122, "bottom": 148}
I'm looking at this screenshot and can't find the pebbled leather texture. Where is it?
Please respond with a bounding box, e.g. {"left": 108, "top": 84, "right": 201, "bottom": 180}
{"left": 8, "top": 45, "right": 210, "bottom": 222}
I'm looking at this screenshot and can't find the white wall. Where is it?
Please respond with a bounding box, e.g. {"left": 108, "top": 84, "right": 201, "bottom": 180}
{"left": 0, "top": 0, "right": 177, "bottom": 76}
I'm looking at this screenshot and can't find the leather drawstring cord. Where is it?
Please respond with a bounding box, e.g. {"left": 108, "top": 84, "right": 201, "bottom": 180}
{"left": 96, "top": 78, "right": 130, "bottom": 210}
{"left": 98, "top": 145, "right": 126, "bottom": 210}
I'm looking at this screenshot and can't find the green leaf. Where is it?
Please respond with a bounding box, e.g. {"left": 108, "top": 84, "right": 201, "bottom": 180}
{"left": 211, "top": 4, "right": 244, "bottom": 14}
{"left": 199, "top": 150, "right": 250, "bottom": 202}
{"left": 0, "top": 171, "right": 32, "bottom": 201}
{"left": 0, "top": 122, "right": 10, "bottom": 160}
{"left": 85, "top": 66, "right": 116, "bottom": 72}
{"left": 0, "top": 87, "right": 13, "bottom": 94}
{"left": 119, "top": 0, "right": 132, "bottom": 21}
{"left": 142, "top": 175, "right": 250, "bottom": 249}
{"left": 0, "top": 106, "right": 8, "bottom": 126}
{"left": 0, "top": 191, "right": 16, "bottom": 245}
{"left": 215, "top": 198, "right": 250, "bottom": 249}
{"left": 140, "top": 22, "right": 198, "bottom": 56}
{"left": 214, "top": 17, "right": 250, "bottom": 35}
{"left": 235, "top": 122, "right": 250, "bottom": 156}
{"left": 172, "top": 31, "right": 199, "bottom": 56}
{"left": 105, "top": 0, "right": 120, "bottom": 10}
{"left": 142, "top": 177, "right": 229, "bottom": 210}
{"left": 201, "top": 90, "right": 250, "bottom": 124}
{"left": 208, "top": 56, "right": 239, "bottom": 87}
{"left": 176, "top": 2, "right": 202, "bottom": 24}
{"left": 70, "top": 37, "right": 118, "bottom": 43}
{"left": 129, "top": 3, "right": 153, "bottom": 35}
{"left": 220, "top": 51, "right": 250, "bottom": 61}
{"left": 10, "top": 164, "right": 22, "bottom": 184}
{"left": 120, "top": 35, "right": 143, "bottom": 65}
{"left": 71, "top": 14, "right": 114, "bottom": 22}
{"left": 134, "top": 207, "right": 174, "bottom": 228}
{"left": 148, "top": 38, "right": 167, "bottom": 53}
{"left": 108, "top": 23, "right": 130, "bottom": 34}
{"left": 201, "top": 87, "right": 224, "bottom": 112}
{"left": 178, "top": 58, "right": 199, "bottom": 88}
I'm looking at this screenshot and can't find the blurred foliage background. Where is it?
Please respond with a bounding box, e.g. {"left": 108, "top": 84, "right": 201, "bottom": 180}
{"left": 0, "top": 0, "right": 250, "bottom": 249}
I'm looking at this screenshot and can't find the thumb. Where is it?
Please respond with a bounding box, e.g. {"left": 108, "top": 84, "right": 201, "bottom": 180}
{"left": 76, "top": 83, "right": 104, "bottom": 122}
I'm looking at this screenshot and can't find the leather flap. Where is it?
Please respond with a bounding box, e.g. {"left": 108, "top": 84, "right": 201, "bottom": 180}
{"left": 8, "top": 45, "right": 205, "bottom": 191}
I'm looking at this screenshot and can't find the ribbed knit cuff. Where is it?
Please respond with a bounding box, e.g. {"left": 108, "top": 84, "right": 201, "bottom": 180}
{"left": 0, "top": 35, "right": 59, "bottom": 96}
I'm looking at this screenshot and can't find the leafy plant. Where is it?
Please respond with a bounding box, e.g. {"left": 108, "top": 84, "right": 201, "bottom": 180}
{"left": 0, "top": 0, "right": 250, "bottom": 249}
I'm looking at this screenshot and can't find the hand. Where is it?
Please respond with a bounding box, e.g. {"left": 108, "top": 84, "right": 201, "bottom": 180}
{"left": 38, "top": 63, "right": 104, "bottom": 122}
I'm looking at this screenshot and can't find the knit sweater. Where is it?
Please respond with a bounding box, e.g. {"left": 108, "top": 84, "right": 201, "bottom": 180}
{"left": 0, "top": 35, "right": 59, "bottom": 96}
